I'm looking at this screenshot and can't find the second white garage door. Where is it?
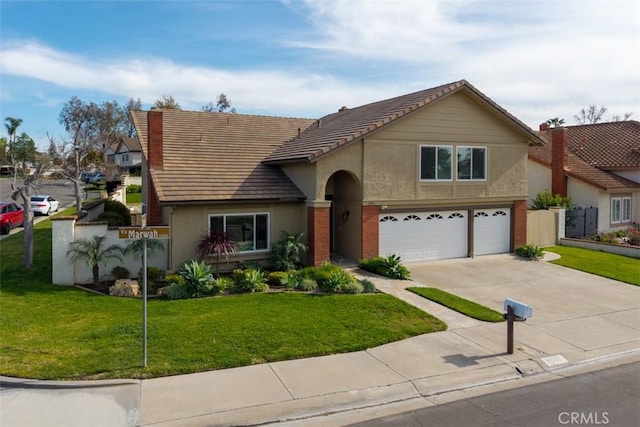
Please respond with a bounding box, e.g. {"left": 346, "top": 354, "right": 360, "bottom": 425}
{"left": 473, "top": 208, "right": 511, "bottom": 255}
{"left": 379, "top": 210, "right": 468, "bottom": 262}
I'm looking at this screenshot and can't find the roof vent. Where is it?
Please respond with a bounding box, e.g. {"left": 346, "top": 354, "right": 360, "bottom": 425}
{"left": 339, "top": 106, "right": 348, "bottom": 112}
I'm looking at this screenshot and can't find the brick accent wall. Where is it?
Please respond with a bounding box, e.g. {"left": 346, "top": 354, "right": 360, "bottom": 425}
{"left": 307, "top": 206, "right": 330, "bottom": 266}
{"left": 361, "top": 205, "right": 380, "bottom": 259}
{"left": 551, "top": 127, "right": 568, "bottom": 197}
{"left": 512, "top": 200, "right": 527, "bottom": 250}
{"left": 146, "top": 110, "right": 164, "bottom": 225}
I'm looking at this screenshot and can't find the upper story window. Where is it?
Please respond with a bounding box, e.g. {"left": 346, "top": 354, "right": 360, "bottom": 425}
{"left": 457, "top": 147, "right": 486, "bottom": 180}
{"left": 420, "top": 146, "right": 452, "bottom": 180}
{"left": 209, "top": 213, "right": 269, "bottom": 252}
{"left": 611, "top": 196, "right": 631, "bottom": 224}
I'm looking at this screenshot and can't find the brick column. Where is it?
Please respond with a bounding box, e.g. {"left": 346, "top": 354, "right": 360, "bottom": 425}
{"left": 361, "top": 205, "right": 379, "bottom": 260}
{"left": 512, "top": 200, "right": 527, "bottom": 250}
{"left": 307, "top": 206, "right": 330, "bottom": 266}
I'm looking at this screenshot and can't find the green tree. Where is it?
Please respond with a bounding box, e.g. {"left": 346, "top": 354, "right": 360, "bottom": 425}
{"left": 11, "top": 132, "right": 37, "bottom": 169}
{"left": 202, "top": 93, "right": 236, "bottom": 113}
{"left": 0, "top": 137, "right": 7, "bottom": 165}
{"left": 545, "top": 117, "right": 565, "bottom": 128}
{"left": 269, "top": 232, "right": 308, "bottom": 271}
{"left": 67, "top": 235, "right": 123, "bottom": 287}
{"left": 4, "top": 117, "right": 23, "bottom": 165}
{"left": 154, "top": 95, "right": 181, "bottom": 110}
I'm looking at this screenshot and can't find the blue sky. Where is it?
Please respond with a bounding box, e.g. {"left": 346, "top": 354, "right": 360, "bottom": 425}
{"left": 1, "top": 0, "right": 639, "bottom": 150}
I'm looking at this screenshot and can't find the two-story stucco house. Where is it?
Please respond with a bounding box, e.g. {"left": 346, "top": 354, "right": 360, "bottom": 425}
{"left": 131, "top": 80, "right": 544, "bottom": 271}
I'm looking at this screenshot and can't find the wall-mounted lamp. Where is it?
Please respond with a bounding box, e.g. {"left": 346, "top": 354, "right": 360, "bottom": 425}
{"left": 342, "top": 210, "right": 350, "bottom": 221}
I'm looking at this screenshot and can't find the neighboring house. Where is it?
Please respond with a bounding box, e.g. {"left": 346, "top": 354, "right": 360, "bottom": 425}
{"left": 104, "top": 142, "right": 118, "bottom": 180}
{"left": 131, "top": 80, "right": 544, "bottom": 271}
{"left": 114, "top": 136, "right": 142, "bottom": 176}
{"left": 528, "top": 121, "right": 640, "bottom": 235}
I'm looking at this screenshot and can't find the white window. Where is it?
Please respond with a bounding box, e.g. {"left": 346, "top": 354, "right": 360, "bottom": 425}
{"left": 420, "top": 146, "right": 452, "bottom": 181}
{"left": 457, "top": 147, "right": 487, "bottom": 180}
{"left": 209, "top": 213, "right": 269, "bottom": 252}
{"left": 611, "top": 196, "right": 631, "bottom": 224}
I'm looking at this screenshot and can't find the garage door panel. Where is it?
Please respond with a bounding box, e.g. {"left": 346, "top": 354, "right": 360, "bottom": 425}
{"left": 379, "top": 210, "right": 467, "bottom": 261}
{"left": 473, "top": 209, "right": 510, "bottom": 256}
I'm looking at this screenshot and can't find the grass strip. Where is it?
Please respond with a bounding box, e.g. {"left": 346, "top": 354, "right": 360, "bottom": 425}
{"left": 544, "top": 246, "right": 639, "bottom": 286}
{"left": 408, "top": 287, "right": 504, "bottom": 322}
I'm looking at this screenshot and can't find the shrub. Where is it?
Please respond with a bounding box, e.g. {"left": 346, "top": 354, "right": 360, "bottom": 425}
{"left": 337, "top": 281, "right": 364, "bottom": 294}
{"left": 111, "top": 266, "right": 130, "bottom": 280}
{"left": 231, "top": 269, "right": 268, "bottom": 293}
{"left": 97, "top": 200, "right": 131, "bottom": 226}
{"left": 195, "top": 231, "right": 237, "bottom": 273}
{"left": 165, "top": 282, "right": 190, "bottom": 300}
{"left": 212, "top": 276, "right": 234, "bottom": 295}
{"left": 180, "top": 260, "right": 214, "bottom": 297}
{"left": 269, "top": 232, "right": 307, "bottom": 271}
{"left": 267, "top": 271, "right": 289, "bottom": 287}
{"left": 360, "top": 255, "right": 410, "bottom": 280}
{"left": 126, "top": 184, "right": 142, "bottom": 193}
{"left": 299, "top": 263, "right": 355, "bottom": 293}
{"left": 360, "top": 279, "right": 377, "bottom": 293}
{"left": 531, "top": 189, "right": 575, "bottom": 227}
{"left": 296, "top": 277, "right": 318, "bottom": 292}
{"left": 629, "top": 227, "right": 640, "bottom": 246}
{"left": 515, "top": 244, "right": 544, "bottom": 259}
{"left": 165, "top": 273, "right": 186, "bottom": 287}
{"left": 138, "top": 266, "right": 163, "bottom": 293}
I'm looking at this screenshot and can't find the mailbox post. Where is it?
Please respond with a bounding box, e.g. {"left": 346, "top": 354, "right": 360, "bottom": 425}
{"left": 503, "top": 298, "right": 532, "bottom": 355}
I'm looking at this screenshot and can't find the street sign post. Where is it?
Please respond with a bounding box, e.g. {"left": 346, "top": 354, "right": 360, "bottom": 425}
{"left": 119, "top": 225, "right": 170, "bottom": 367}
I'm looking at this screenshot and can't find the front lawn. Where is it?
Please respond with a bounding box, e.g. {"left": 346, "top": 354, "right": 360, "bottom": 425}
{"left": 544, "top": 246, "right": 639, "bottom": 286}
{"left": 126, "top": 192, "right": 142, "bottom": 204}
{"left": 0, "top": 220, "right": 446, "bottom": 380}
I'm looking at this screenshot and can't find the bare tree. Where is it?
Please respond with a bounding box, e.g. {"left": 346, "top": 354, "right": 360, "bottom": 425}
{"left": 575, "top": 105, "right": 633, "bottom": 124}
{"left": 154, "top": 95, "right": 181, "bottom": 110}
{"left": 123, "top": 97, "right": 143, "bottom": 137}
{"left": 11, "top": 161, "right": 47, "bottom": 267}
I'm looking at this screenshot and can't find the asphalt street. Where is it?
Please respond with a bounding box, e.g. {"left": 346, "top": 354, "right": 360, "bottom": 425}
{"left": 350, "top": 361, "right": 640, "bottom": 427}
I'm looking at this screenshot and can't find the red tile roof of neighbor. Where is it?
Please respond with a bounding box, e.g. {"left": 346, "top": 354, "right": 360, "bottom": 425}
{"left": 564, "top": 121, "right": 640, "bottom": 169}
{"left": 265, "top": 79, "right": 544, "bottom": 164}
{"left": 529, "top": 131, "right": 640, "bottom": 191}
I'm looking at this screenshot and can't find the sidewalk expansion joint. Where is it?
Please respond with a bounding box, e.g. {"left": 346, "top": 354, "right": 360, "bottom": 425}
{"left": 267, "top": 364, "right": 295, "bottom": 400}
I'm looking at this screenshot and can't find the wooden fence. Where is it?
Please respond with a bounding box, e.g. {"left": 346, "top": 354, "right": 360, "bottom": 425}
{"left": 526, "top": 208, "right": 565, "bottom": 247}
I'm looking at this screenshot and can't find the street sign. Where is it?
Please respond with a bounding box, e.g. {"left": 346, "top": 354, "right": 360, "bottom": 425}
{"left": 118, "top": 226, "right": 170, "bottom": 240}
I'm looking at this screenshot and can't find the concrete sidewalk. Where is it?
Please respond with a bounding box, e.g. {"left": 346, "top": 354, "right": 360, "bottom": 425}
{"left": 2, "top": 255, "right": 639, "bottom": 426}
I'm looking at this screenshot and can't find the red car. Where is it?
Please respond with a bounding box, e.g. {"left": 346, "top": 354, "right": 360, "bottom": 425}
{"left": 0, "top": 201, "right": 24, "bottom": 234}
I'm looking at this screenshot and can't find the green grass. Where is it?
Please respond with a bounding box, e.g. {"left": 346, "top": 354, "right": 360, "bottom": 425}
{"left": 544, "top": 246, "right": 640, "bottom": 286}
{"left": 407, "top": 287, "right": 505, "bottom": 322}
{"left": 126, "top": 192, "right": 142, "bottom": 204}
{"left": 0, "top": 220, "right": 446, "bottom": 380}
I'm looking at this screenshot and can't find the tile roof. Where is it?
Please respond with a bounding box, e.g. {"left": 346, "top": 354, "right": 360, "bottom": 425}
{"left": 115, "top": 136, "right": 141, "bottom": 154}
{"left": 131, "top": 110, "right": 315, "bottom": 203}
{"left": 264, "top": 79, "right": 544, "bottom": 164}
{"left": 529, "top": 135, "right": 640, "bottom": 190}
{"left": 564, "top": 121, "right": 640, "bottom": 169}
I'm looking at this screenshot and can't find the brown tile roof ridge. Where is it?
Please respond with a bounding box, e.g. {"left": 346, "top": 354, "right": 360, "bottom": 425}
{"left": 265, "top": 79, "right": 544, "bottom": 164}
{"left": 529, "top": 143, "right": 640, "bottom": 191}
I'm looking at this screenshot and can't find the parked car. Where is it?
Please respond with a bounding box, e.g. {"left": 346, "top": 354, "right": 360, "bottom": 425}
{"left": 80, "top": 171, "right": 93, "bottom": 183}
{"left": 88, "top": 173, "right": 106, "bottom": 184}
{"left": 30, "top": 195, "right": 60, "bottom": 216}
{"left": 0, "top": 201, "right": 24, "bottom": 234}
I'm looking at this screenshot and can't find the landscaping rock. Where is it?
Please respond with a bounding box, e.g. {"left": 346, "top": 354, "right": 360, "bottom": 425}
{"left": 109, "top": 279, "right": 140, "bottom": 297}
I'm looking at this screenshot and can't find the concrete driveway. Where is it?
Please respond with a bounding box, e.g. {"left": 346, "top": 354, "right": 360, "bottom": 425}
{"left": 402, "top": 254, "right": 640, "bottom": 362}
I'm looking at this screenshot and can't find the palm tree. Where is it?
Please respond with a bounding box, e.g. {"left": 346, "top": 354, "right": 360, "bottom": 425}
{"left": 67, "top": 235, "right": 123, "bottom": 287}
{"left": 4, "top": 117, "right": 23, "bottom": 164}
{"left": 545, "top": 117, "right": 565, "bottom": 128}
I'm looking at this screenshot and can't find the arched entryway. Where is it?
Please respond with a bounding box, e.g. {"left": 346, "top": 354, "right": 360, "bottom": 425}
{"left": 325, "top": 170, "right": 362, "bottom": 262}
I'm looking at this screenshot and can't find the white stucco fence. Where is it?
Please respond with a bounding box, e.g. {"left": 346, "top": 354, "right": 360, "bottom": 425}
{"left": 560, "top": 237, "right": 640, "bottom": 259}
{"left": 52, "top": 217, "right": 169, "bottom": 286}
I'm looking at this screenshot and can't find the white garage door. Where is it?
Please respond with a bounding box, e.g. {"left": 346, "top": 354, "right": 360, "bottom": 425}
{"left": 473, "top": 208, "right": 511, "bottom": 256}
{"left": 379, "top": 210, "right": 468, "bottom": 262}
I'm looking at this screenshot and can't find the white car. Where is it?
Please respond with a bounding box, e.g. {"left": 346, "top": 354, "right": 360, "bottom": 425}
{"left": 30, "top": 195, "right": 60, "bottom": 216}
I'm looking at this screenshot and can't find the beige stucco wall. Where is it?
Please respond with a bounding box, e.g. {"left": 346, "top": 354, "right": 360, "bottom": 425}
{"left": 361, "top": 91, "right": 530, "bottom": 207}
{"left": 168, "top": 202, "right": 305, "bottom": 271}
{"left": 527, "top": 160, "right": 552, "bottom": 207}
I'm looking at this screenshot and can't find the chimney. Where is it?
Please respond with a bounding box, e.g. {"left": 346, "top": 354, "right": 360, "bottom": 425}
{"left": 339, "top": 106, "right": 348, "bottom": 112}
{"left": 551, "top": 127, "right": 568, "bottom": 197}
{"left": 146, "top": 110, "right": 164, "bottom": 225}
{"left": 539, "top": 123, "right": 549, "bottom": 131}
{"left": 148, "top": 110, "right": 163, "bottom": 170}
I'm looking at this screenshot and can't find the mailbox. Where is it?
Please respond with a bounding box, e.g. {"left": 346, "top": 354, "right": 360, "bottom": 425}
{"left": 504, "top": 298, "right": 532, "bottom": 319}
